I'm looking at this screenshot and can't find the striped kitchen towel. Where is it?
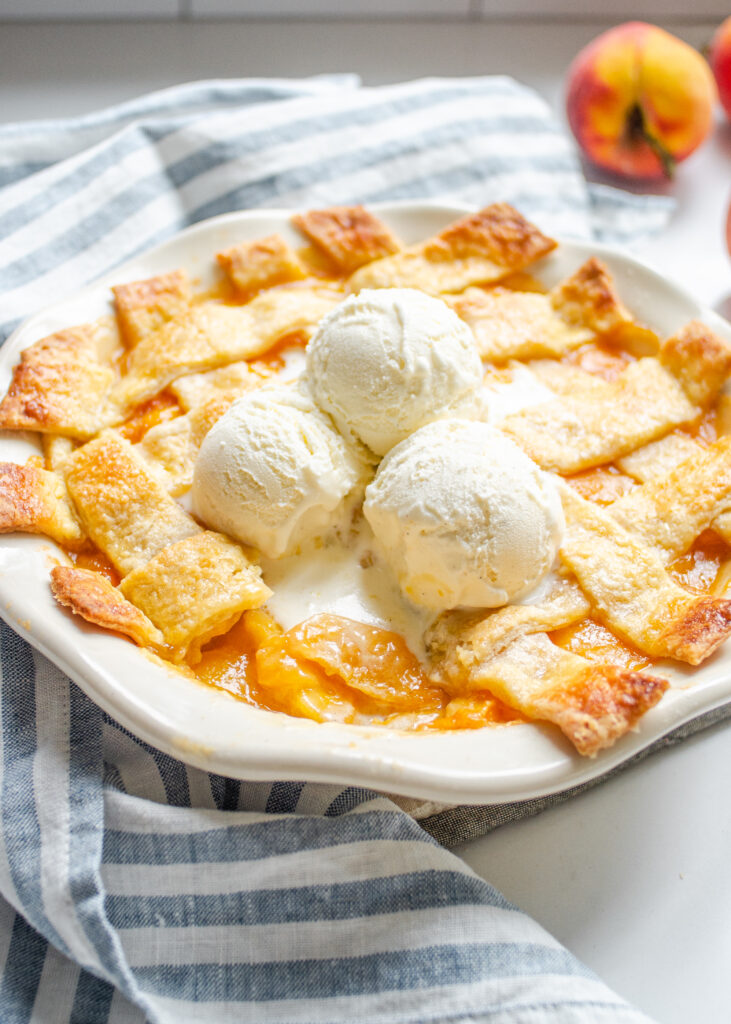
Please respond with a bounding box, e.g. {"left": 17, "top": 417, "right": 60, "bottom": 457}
{"left": 0, "top": 77, "right": 670, "bottom": 1023}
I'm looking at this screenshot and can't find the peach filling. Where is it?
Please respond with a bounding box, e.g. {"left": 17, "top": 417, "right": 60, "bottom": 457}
{"left": 71, "top": 545, "right": 120, "bottom": 586}
{"left": 565, "top": 466, "right": 637, "bottom": 505}
{"left": 668, "top": 529, "right": 728, "bottom": 593}
{"left": 192, "top": 611, "right": 523, "bottom": 730}
{"left": 117, "top": 391, "right": 181, "bottom": 444}
{"left": 550, "top": 618, "right": 652, "bottom": 672}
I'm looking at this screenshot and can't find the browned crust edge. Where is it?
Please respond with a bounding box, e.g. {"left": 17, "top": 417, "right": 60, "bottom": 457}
{"left": 292, "top": 205, "right": 402, "bottom": 273}
{"left": 537, "top": 663, "right": 669, "bottom": 757}
{"left": 50, "top": 565, "right": 164, "bottom": 649}
{"left": 659, "top": 596, "right": 731, "bottom": 666}
{"left": 423, "top": 202, "right": 557, "bottom": 268}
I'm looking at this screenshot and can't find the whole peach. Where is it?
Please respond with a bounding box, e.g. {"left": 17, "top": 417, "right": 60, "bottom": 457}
{"left": 566, "top": 22, "right": 717, "bottom": 179}
{"left": 710, "top": 16, "right": 731, "bottom": 119}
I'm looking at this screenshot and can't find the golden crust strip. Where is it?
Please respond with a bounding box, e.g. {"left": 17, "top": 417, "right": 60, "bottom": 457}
{"left": 616, "top": 431, "right": 701, "bottom": 483}
{"left": 454, "top": 257, "right": 636, "bottom": 366}
{"left": 135, "top": 393, "right": 238, "bottom": 495}
{"left": 610, "top": 436, "right": 731, "bottom": 561}
{"left": 119, "top": 532, "right": 271, "bottom": 663}
{"left": 217, "top": 234, "right": 306, "bottom": 295}
{"left": 615, "top": 426, "right": 731, "bottom": 551}
{"left": 501, "top": 357, "right": 697, "bottom": 473}
{"left": 42, "top": 435, "right": 76, "bottom": 474}
{"left": 50, "top": 565, "right": 164, "bottom": 649}
{"left": 558, "top": 484, "right": 731, "bottom": 664}
{"left": 550, "top": 257, "right": 634, "bottom": 336}
{"left": 659, "top": 320, "right": 731, "bottom": 408}
{"left": 348, "top": 203, "right": 557, "bottom": 295}
{"left": 461, "top": 631, "right": 668, "bottom": 757}
{"left": 448, "top": 288, "right": 593, "bottom": 363}
{"left": 0, "top": 326, "right": 115, "bottom": 440}
{"left": 170, "top": 361, "right": 269, "bottom": 411}
{"left": 244, "top": 284, "right": 341, "bottom": 346}
{"left": 111, "top": 304, "right": 258, "bottom": 412}
{"left": 113, "top": 285, "right": 340, "bottom": 410}
{"left": 525, "top": 359, "right": 610, "bottom": 399}
{"left": 112, "top": 270, "right": 190, "bottom": 348}
{"left": 428, "top": 582, "right": 666, "bottom": 756}
{"left": 292, "top": 206, "right": 401, "bottom": 274}
{"left": 64, "top": 432, "right": 200, "bottom": 576}
{"left": 0, "top": 462, "right": 85, "bottom": 548}
{"left": 427, "top": 579, "right": 590, "bottom": 678}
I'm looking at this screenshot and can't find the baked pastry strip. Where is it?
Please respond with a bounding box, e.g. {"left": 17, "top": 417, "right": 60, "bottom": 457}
{"left": 348, "top": 203, "right": 557, "bottom": 294}
{"left": 0, "top": 325, "right": 116, "bottom": 440}
{"left": 558, "top": 485, "right": 731, "bottom": 664}
{"left": 550, "top": 257, "right": 636, "bottom": 337}
{"left": 504, "top": 322, "right": 731, "bottom": 474}
{"left": 50, "top": 566, "right": 164, "bottom": 649}
{"left": 0, "top": 462, "right": 85, "bottom": 548}
{"left": 449, "top": 288, "right": 594, "bottom": 363}
{"left": 216, "top": 234, "right": 306, "bottom": 295}
{"left": 449, "top": 257, "right": 633, "bottom": 364}
{"left": 427, "top": 581, "right": 666, "bottom": 756}
{"left": 64, "top": 432, "right": 201, "bottom": 575}
{"left": 501, "top": 357, "right": 697, "bottom": 473}
{"left": 617, "top": 432, "right": 731, "bottom": 544}
{"left": 460, "top": 632, "right": 667, "bottom": 757}
{"left": 292, "top": 206, "right": 401, "bottom": 274}
{"left": 428, "top": 579, "right": 591, "bottom": 674}
{"left": 113, "top": 285, "right": 340, "bottom": 410}
{"left": 170, "top": 361, "right": 269, "bottom": 411}
{"left": 609, "top": 436, "right": 731, "bottom": 558}
{"left": 119, "top": 532, "right": 271, "bottom": 663}
{"left": 525, "top": 359, "right": 611, "bottom": 400}
{"left": 243, "top": 284, "right": 342, "bottom": 344}
{"left": 112, "top": 270, "right": 190, "bottom": 348}
{"left": 616, "top": 432, "right": 701, "bottom": 483}
{"left": 658, "top": 319, "right": 731, "bottom": 408}
{"left": 42, "top": 435, "right": 76, "bottom": 474}
{"left": 135, "top": 392, "right": 239, "bottom": 495}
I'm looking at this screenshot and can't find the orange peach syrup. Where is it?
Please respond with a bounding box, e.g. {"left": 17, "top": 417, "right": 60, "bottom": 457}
{"left": 193, "top": 610, "right": 530, "bottom": 731}
{"left": 549, "top": 618, "right": 653, "bottom": 673}
{"left": 564, "top": 466, "right": 637, "bottom": 506}
{"left": 492, "top": 272, "right": 547, "bottom": 294}
{"left": 117, "top": 390, "right": 182, "bottom": 445}
{"left": 562, "top": 338, "right": 634, "bottom": 381}
{"left": 668, "top": 530, "right": 729, "bottom": 595}
{"left": 249, "top": 330, "right": 309, "bottom": 376}
{"left": 70, "top": 544, "right": 120, "bottom": 586}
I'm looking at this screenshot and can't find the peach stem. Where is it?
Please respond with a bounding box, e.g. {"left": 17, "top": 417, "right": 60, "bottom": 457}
{"left": 625, "top": 104, "right": 676, "bottom": 179}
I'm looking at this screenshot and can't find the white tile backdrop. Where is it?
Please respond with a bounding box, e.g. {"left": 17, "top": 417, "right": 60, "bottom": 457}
{"left": 188, "top": 0, "right": 472, "bottom": 16}
{"left": 0, "top": 0, "right": 728, "bottom": 18}
{"left": 0, "top": 0, "right": 177, "bottom": 16}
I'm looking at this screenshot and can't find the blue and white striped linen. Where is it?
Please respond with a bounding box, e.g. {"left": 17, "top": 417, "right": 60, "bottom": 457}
{"left": 0, "top": 77, "right": 666, "bottom": 1023}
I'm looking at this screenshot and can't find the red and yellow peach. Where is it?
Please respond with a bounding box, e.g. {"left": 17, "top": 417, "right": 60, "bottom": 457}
{"left": 566, "top": 22, "right": 717, "bottom": 180}
{"left": 710, "top": 16, "right": 731, "bottom": 119}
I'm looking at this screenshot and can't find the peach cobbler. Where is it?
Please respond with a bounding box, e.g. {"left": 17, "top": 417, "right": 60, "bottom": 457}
{"left": 2, "top": 202, "right": 731, "bottom": 757}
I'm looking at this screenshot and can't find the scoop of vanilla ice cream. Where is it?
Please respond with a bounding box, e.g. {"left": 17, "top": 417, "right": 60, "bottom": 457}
{"left": 363, "top": 419, "right": 564, "bottom": 611}
{"left": 192, "top": 383, "right": 369, "bottom": 558}
{"left": 305, "top": 288, "right": 483, "bottom": 456}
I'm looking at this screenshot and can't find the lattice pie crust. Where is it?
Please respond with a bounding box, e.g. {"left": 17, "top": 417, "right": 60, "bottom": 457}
{"left": 2, "top": 202, "right": 731, "bottom": 757}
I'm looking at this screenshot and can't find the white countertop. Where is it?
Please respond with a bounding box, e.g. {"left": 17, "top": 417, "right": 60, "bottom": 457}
{"left": 2, "top": 17, "right": 730, "bottom": 1024}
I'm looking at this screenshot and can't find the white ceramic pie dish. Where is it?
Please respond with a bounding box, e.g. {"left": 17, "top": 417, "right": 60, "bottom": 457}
{"left": 1, "top": 200, "right": 731, "bottom": 804}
